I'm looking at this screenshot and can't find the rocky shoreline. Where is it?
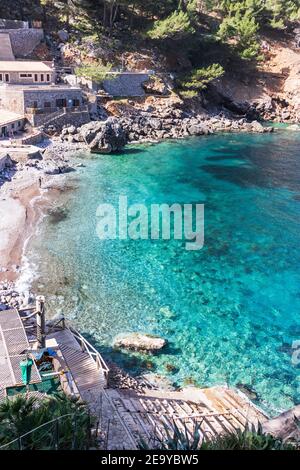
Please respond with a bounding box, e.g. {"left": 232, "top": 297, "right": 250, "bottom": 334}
{"left": 57, "top": 114, "right": 274, "bottom": 154}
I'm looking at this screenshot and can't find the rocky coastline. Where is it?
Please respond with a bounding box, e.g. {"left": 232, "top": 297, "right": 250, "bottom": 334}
{"left": 56, "top": 113, "right": 274, "bottom": 154}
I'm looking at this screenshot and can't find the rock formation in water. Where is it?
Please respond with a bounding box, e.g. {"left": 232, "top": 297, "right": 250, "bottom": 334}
{"left": 113, "top": 332, "right": 167, "bottom": 352}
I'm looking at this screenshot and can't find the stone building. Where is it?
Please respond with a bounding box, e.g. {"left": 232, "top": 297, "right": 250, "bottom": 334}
{"left": 0, "top": 19, "right": 87, "bottom": 135}
{"left": 0, "top": 110, "right": 25, "bottom": 138}
{"left": 0, "top": 61, "right": 54, "bottom": 84}
{"left": 0, "top": 83, "right": 83, "bottom": 112}
{"left": 0, "top": 61, "right": 85, "bottom": 132}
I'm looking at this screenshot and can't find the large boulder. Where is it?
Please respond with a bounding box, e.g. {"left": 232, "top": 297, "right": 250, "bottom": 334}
{"left": 78, "top": 118, "right": 127, "bottom": 153}
{"left": 187, "top": 123, "right": 210, "bottom": 136}
{"left": 250, "top": 120, "right": 274, "bottom": 133}
{"left": 142, "top": 76, "right": 169, "bottom": 95}
{"left": 113, "top": 332, "right": 167, "bottom": 352}
{"left": 262, "top": 405, "right": 300, "bottom": 442}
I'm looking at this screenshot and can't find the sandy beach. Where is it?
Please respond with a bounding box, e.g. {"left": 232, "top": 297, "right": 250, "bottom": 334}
{"left": 0, "top": 161, "right": 76, "bottom": 287}
{"left": 0, "top": 167, "right": 43, "bottom": 281}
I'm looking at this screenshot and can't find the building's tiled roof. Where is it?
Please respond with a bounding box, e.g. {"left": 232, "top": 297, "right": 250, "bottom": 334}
{"left": 0, "top": 61, "right": 53, "bottom": 72}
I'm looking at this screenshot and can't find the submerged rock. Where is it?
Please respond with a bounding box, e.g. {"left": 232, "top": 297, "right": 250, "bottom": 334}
{"left": 113, "top": 332, "right": 167, "bottom": 352}
{"left": 236, "top": 383, "right": 259, "bottom": 401}
{"left": 141, "top": 373, "right": 176, "bottom": 391}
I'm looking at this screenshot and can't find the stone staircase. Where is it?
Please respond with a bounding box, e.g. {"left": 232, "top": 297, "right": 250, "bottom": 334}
{"left": 102, "top": 386, "right": 268, "bottom": 449}
{"left": 0, "top": 33, "right": 15, "bottom": 60}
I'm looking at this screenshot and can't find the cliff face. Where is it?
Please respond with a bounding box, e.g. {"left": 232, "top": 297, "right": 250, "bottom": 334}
{"left": 213, "top": 31, "right": 300, "bottom": 122}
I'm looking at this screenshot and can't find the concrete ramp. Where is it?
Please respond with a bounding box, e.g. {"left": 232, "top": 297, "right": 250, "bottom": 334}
{"left": 0, "top": 33, "right": 15, "bottom": 60}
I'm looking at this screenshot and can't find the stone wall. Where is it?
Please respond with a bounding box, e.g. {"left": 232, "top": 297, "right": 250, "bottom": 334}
{"left": 0, "top": 28, "right": 44, "bottom": 57}
{"left": 29, "top": 109, "right": 65, "bottom": 127}
{"left": 21, "top": 131, "right": 44, "bottom": 145}
{"left": 32, "top": 109, "right": 90, "bottom": 129}
{"left": 66, "top": 72, "right": 150, "bottom": 96}
{"left": 0, "top": 88, "right": 25, "bottom": 114}
{"left": 47, "top": 110, "right": 91, "bottom": 130}
{"left": 103, "top": 73, "right": 149, "bottom": 97}
{"left": 0, "top": 19, "right": 28, "bottom": 29}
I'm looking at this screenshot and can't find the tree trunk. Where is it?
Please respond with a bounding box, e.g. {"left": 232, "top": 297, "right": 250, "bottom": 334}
{"left": 103, "top": 3, "right": 106, "bottom": 28}
{"left": 109, "top": 1, "right": 117, "bottom": 35}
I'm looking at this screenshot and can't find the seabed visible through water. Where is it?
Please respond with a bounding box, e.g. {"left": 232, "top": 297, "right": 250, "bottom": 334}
{"left": 23, "top": 130, "right": 300, "bottom": 416}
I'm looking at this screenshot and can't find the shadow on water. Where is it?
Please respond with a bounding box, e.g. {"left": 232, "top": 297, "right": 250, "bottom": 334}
{"left": 122, "top": 147, "right": 145, "bottom": 155}
{"left": 200, "top": 138, "right": 300, "bottom": 191}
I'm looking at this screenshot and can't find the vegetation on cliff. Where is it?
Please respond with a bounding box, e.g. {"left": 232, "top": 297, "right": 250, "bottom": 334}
{"left": 1, "top": 1, "right": 299, "bottom": 107}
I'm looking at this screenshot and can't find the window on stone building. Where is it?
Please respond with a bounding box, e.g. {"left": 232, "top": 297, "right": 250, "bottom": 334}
{"left": 41, "top": 74, "right": 44, "bottom": 82}
{"left": 5, "top": 74, "right": 9, "bottom": 82}
{"left": 56, "top": 98, "right": 67, "bottom": 108}
{"left": 34, "top": 74, "right": 38, "bottom": 82}
{"left": 20, "top": 73, "right": 33, "bottom": 78}
{"left": 46, "top": 74, "right": 50, "bottom": 82}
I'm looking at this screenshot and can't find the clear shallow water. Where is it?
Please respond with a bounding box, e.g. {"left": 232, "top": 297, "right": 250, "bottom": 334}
{"left": 26, "top": 131, "right": 300, "bottom": 415}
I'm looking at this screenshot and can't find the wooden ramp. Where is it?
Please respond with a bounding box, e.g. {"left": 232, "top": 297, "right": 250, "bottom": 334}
{"left": 46, "top": 329, "right": 106, "bottom": 401}
{"left": 0, "top": 309, "right": 41, "bottom": 395}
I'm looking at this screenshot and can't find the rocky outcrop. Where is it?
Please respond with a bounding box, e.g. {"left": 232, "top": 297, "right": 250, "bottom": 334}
{"left": 142, "top": 76, "right": 169, "bottom": 95}
{"left": 117, "top": 114, "right": 272, "bottom": 143}
{"left": 113, "top": 332, "right": 167, "bottom": 352}
{"left": 0, "top": 280, "right": 33, "bottom": 310}
{"left": 262, "top": 405, "right": 300, "bottom": 443}
{"left": 61, "top": 118, "right": 127, "bottom": 153}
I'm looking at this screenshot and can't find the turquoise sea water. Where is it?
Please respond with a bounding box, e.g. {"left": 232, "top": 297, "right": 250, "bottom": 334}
{"left": 26, "top": 131, "right": 300, "bottom": 414}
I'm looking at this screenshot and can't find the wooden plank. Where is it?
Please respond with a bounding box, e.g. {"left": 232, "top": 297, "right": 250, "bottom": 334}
{"left": 0, "top": 309, "right": 41, "bottom": 389}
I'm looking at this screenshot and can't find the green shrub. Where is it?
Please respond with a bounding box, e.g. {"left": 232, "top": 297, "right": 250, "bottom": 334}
{"left": 147, "top": 10, "right": 195, "bottom": 40}
{"left": 0, "top": 394, "right": 93, "bottom": 450}
{"left": 218, "top": 9, "right": 260, "bottom": 60}
{"left": 179, "top": 63, "right": 224, "bottom": 96}
{"left": 75, "top": 63, "right": 114, "bottom": 83}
